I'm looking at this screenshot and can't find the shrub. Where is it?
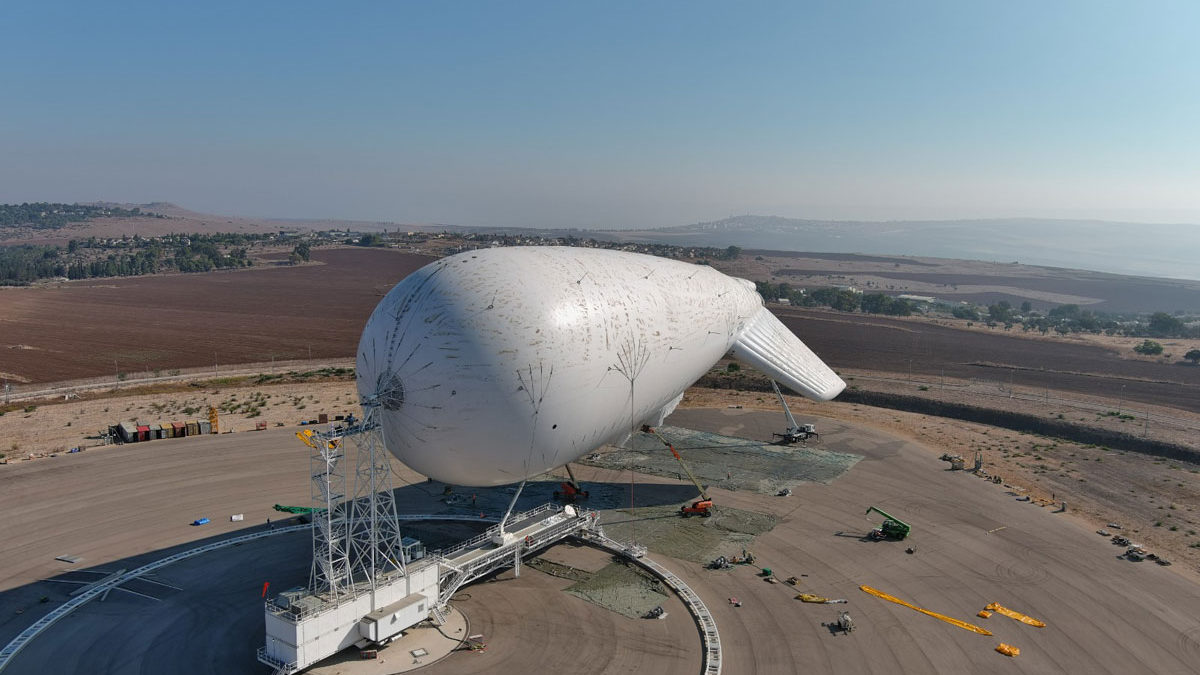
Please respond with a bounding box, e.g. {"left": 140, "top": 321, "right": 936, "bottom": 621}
{"left": 1133, "top": 340, "right": 1164, "bottom": 355}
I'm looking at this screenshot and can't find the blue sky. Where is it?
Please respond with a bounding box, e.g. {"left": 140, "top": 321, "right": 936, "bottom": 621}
{"left": 3, "top": 1, "right": 1200, "bottom": 228}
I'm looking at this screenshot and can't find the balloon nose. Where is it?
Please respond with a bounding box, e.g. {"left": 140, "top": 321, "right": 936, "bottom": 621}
{"left": 375, "top": 372, "right": 406, "bottom": 411}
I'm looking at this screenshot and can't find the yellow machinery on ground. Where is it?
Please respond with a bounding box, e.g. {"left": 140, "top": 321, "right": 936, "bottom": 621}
{"left": 859, "top": 585, "right": 992, "bottom": 636}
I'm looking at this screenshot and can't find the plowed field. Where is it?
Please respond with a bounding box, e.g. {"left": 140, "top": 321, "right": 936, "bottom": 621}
{"left": 3, "top": 249, "right": 1197, "bottom": 417}
{"left": 776, "top": 308, "right": 1200, "bottom": 412}
{"left": 0, "top": 248, "right": 430, "bottom": 383}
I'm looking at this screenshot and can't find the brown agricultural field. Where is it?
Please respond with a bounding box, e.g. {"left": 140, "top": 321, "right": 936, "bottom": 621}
{"left": 2, "top": 247, "right": 1198, "bottom": 418}
{"left": 775, "top": 307, "right": 1200, "bottom": 413}
{"left": 0, "top": 248, "right": 431, "bottom": 384}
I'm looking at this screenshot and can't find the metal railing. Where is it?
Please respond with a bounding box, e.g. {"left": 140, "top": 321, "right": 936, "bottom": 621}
{"left": 580, "top": 530, "right": 722, "bottom": 675}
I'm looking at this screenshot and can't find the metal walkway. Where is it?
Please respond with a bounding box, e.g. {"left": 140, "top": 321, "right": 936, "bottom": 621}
{"left": 579, "top": 530, "right": 722, "bottom": 675}
{"left": 436, "top": 504, "right": 599, "bottom": 607}
{"left": 0, "top": 524, "right": 310, "bottom": 673}
{"left": 4, "top": 509, "right": 717, "bottom": 675}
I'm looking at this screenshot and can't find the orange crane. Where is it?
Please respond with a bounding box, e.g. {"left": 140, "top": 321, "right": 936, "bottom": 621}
{"left": 642, "top": 425, "right": 712, "bottom": 517}
{"left": 553, "top": 464, "right": 590, "bottom": 502}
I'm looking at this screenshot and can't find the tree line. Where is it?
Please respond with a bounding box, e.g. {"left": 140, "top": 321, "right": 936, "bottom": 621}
{"left": 0, "top": 233, "right": 261, "bottom": 285}
{"left": 758, "top": 281, "right": 1198, "bottom": 340}
{"left": 755, "top": 280, "right": 916, "bottom": 316}
{"left": 0, "top": 202, "right": 164, "bottom": 230}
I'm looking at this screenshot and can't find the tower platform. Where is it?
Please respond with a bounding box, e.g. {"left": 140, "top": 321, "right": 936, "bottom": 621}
{"left": 258, "top": 503, "right": 598, "bottom": 674}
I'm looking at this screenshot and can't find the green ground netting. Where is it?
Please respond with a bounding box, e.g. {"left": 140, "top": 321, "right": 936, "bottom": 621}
{"left": 563, "top": 561, "right": 669, "bottom": 619}
{"left": 599, "top": 504, "right": 778, "bottom": 565}
{"left": 580, "top": 425, "right": 862, "bottom": 495}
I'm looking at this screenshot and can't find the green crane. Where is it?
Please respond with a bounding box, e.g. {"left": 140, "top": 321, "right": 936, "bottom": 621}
{"left": 273, "top": 504, "right": 319, "bottom": 515}
{"left": 865, "top": 506, "right": 911, "bottom": 540}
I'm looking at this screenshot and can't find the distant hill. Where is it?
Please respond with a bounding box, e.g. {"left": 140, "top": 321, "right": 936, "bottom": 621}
{"left": 602, "top": 215, "right": 1200, "bottom": 282}
{"left": 0, "top": 202, "right": 165, "bottom": 230}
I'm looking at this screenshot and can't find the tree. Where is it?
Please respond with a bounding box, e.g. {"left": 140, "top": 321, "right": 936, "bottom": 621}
{"left": 988, "top": 301, "right": 1012, "bottom": 323}
{"left": 1048, "top": 304, "right": 1081, "bottom": 320}
{"left": 292, "top": 241, "right": 311, "bottom": 262}
{"left": 1185, "top": 349, "right": 1200, "bottom": 365}
{"left": 1020, "top": 301, "right": 1032, "bottom": 313}
{"left": 952, "top": 305, "right": 980, "bottom": 321}
{"left": 1147, "top": 312, "right": 1185, "bottom": 338}
{"left": 1133, "top": 339, "right": 1164, "bottom": 355}
{"left": 722, "top": 245, "right": 742, "bottom": 260}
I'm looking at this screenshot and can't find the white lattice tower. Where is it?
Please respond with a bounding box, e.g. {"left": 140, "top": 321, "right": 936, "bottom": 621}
{"left": 345, "top": 400, "right": 407, "bottom": 590}
{"left": 309, "top": 425, "right": 350, "bottom": 598}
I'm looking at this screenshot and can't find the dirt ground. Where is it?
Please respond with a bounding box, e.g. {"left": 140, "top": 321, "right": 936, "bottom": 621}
{"left": 773, "top": 307, "right": 1200, "bottom": 411}
{"left": 0, "top": 247, "right": 431, "bottom": 384}
{"left": 0, "top": 379, "right": 362, "bottom": 460}
{"left": 682, "top": 388, "right": 1200, "bottom": 574}
{"left": 3, "top": 408, "right": 1199, "bottom": 674}
{"left": 4, "top": 373, "right": 1197, "bottom": 570}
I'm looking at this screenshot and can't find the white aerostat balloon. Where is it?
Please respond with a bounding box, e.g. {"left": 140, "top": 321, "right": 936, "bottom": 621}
{"left": 356, "top": 246, "right": 844, "bottom": 486}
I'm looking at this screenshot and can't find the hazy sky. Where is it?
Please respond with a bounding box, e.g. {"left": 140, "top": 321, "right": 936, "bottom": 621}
{"left": 4, "top": 1, "right": 1200, "bottom": 229}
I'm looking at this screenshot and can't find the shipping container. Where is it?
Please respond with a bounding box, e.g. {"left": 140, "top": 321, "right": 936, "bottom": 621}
{"left": 172, "top": 422, "right": 186, "bottom": 437}
{"left": 318, "top": 413, "right": 329, "bottom": 424}
{"left": 148, "top": 424, "right": 162, "bottom": 440}
{"left": 186, "top": 421, "right": 200, "bottom": 436}
{"left": 118, "top": 422, "right": 138, "bottom": 443}
{"left": 199, "top": 420, "right": 211, "bottom": 435}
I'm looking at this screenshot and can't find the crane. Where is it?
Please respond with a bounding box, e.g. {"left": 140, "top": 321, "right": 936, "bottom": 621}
{"left": 642, "top": 425, "right": 712, "bottom": 517}
{"left": 770, "top": 380, "right": 818, "bottom": 444}
{"left": 552, "top": 463, "right": 590, "bottom": 502}
{"left": 864, "top": 506, "right": 911, "bottom": 540}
